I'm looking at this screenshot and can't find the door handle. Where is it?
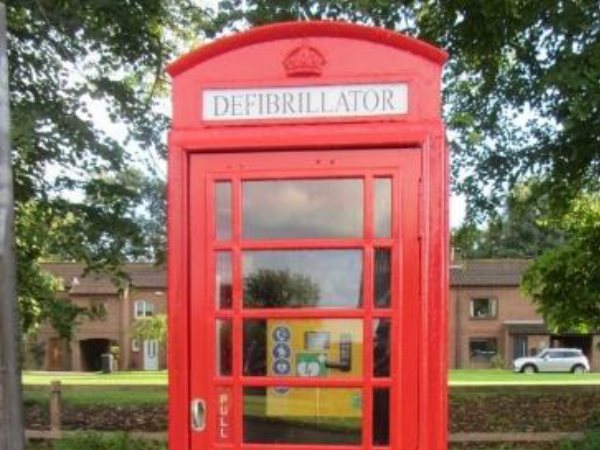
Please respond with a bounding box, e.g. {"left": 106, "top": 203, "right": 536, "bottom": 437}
{"left": 191, "top": 398, "right": 206, "bottom": 432}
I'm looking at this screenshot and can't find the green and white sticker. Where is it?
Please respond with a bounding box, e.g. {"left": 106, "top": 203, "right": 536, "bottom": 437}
{"left": 296, "top": 353, "right": 327, "bottom": 377}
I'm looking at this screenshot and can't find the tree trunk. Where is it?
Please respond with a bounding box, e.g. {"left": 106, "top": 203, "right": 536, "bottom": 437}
{"left": 0, "top": 2, "right": 26, "bottom": 449}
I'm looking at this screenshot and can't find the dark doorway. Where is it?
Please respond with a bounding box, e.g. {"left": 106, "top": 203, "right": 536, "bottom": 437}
{"left": 550, "top": 334, "right": 592, "bottom": 360}
{"left": 80, "top": 339, "right": 110, "bottom": 372}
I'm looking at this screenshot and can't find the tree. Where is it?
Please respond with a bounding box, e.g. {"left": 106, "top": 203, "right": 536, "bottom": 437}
{"left": 522, "top": 196, "right": 600, "bottom": 333}
{"left": 453, "top": 182, "right": 564, "bottom": 258}
{"left": 204, "top": 1, "right": 600, "bottom": 219}
{"left": 7, "top": 1, "right": 206, "bottom": 334}
{"left": 132, "top": 314, "right": 168, "bottom": 344}
{"left": 244, "top": 269, "right": 320, "bottom": 308}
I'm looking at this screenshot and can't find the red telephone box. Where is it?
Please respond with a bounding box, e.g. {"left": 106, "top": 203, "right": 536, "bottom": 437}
{"left": 167, "top": 21, "right": 448, "bottom": 450}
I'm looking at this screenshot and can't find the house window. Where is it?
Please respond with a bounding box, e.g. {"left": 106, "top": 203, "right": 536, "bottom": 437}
{"left": 134, "top": 300, "right": 154, "bottom": 318}
{"left": 469, "top": 338, "right": 498, "bottom": 362}
{"left": 132, "top": 339, "right": 140, "bottom": 352}
{"left": 470, "top": 297, "right": 498, "bottom": 319}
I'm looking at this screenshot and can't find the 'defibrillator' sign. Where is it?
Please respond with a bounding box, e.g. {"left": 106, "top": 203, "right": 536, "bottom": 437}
{"left": 203, "top": 83, "right": 408, "bottom": 121}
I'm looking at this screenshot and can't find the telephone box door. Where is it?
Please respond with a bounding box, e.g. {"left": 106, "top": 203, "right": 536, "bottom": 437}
{"left": 189, "top": 148, "right": 421, "bottom": 449}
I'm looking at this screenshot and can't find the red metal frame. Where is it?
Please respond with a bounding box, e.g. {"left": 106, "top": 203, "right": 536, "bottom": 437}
{"left": 168, "top": 21, "right": 448, "bottom": 450}
{"left": 190, "top": 150, "right": 417, "bottom": 449}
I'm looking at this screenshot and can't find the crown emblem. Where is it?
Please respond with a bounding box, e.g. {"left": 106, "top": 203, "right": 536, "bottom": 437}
{"left": 283, "top": 44, "right": 326, "bottom": 77}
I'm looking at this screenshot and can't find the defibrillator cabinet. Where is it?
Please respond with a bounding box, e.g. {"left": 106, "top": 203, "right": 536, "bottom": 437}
{"left": 167, "top": 21, "right": 448, "bottom": 450}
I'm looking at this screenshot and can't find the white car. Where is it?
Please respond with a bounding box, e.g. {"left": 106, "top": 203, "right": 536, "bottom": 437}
{"left": 513, "top": 348, "right": 590, "bottom": 374}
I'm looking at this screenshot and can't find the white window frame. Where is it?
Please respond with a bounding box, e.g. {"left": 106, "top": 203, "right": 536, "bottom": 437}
{"left": 469, "top": 297, "right": 498, "bottom": 319}
{"left": 131, "top": 339, "right": 140, "bottom": 352}
{"left": 134, "top": 300, "right": 155, "bottom": 319}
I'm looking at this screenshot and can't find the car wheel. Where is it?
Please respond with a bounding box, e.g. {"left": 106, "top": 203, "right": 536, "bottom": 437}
{"left": 522, "top": 364, "right": 537, "bottom": 374}
{"left": 572, "top": 365, "right": 587, "bottom": 375}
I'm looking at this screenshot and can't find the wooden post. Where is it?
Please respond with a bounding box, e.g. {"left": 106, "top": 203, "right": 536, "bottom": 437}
{"left": 49, "top": 381, "right": 62, "bottom": 437}
{"left": 0, "top": 2, "right": 26, "bottom": 449}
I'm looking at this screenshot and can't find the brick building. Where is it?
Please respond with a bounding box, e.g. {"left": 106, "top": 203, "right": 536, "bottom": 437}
{"left": 450, "top": 259, "right": 600, "bottom": 371}
{"left": 25, "top": 263, "right": 167, "bottom": 372}
{"left": 25, "top": 259, "right": 600, "bottom": 371}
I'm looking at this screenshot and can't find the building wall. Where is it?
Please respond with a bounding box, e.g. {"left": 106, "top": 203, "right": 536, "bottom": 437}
{"left": 449, "top": 286, "right": 542, "bottom": 369}
{"left": 593, "top": 336, "right": 600, "bottom": 371}
{"left": 30, "top": 287, "right": 167, "bottom": 371}
{"left": 126, "top": 288, "right": 168, "bottom": 370}
{"left": 71, "top": 294, "right": 122, "bottom": 371}
{"left": 449, "top": 285, "right": 600, "bottom": 371}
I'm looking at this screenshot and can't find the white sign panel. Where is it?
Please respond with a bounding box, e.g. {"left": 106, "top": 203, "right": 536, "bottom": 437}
{"left": 203, "top": 83, "right": 408, "bottom": 121}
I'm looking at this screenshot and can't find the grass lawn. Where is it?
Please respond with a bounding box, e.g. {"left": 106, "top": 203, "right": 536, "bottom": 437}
{"left": 24, "top": 369, "right": 600, "bottom": 387}
{"left": 450, "top": 369, "right": 600, "bottom": 386}
{"left": 23, "top": 371, "right": 168, "bottom": 386}
{"left": 23, "top": 371, "right": 168, "bottom": 406}
{"left": 20, "top": 369, "right": 600, "bottom": 408}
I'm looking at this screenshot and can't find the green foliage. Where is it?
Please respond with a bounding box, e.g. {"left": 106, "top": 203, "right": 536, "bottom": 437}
{"left": 560, "top": 429, "right": 600, "bottom": 450}
{"left": 132, "top": 314, "right": 168, "bottom": 344}
{"left": 453, "top": 182, "right": 564, "bottom": 258}
{"left": 7, "top": 1, "right": 208, "bottom": 334}
{"left": 52, "top": 432, "right": 165, "bottom": 450}
{"left": 489, "top": 354, "right": 505, "bottom": 370}
{"left": 44, "top": 299, "right": 85, "bottom": 340}
{"left": 89, "top": 303, "right": 108, "bottom": 321}
{"left": 205, "top": 1, "right": 600, "bottom": 218}
{"left": 16, "top": 257, "right": 90, "bottom": 340}
{"left": 244, "top": 269, "right": 320, "bottom": 307}
{"left": 522, "top": 196, "right": 600, "bottom": 333}
{"left": 586, "top": 410, "right": 600, "bottom": 431}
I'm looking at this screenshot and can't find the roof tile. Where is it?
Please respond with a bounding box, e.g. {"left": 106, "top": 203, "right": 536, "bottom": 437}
{"left": 450, "top": 259, "right": 530, "bottom": 287}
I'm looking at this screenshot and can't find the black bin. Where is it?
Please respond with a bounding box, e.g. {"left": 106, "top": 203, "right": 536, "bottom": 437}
{"left": 101, "top": 353, "right": 113, "bottom": 373}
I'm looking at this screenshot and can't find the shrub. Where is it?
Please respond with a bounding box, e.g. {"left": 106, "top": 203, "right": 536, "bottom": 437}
{"left": 559, "top": 429, "right": 600, "bottom": 450}
{"left": 52, "top": 432, "right": 166, "bottom": 450}
{"left": 586, "top": 410, "right": 600, "bottom": 430}
{"left": 490, "top": 354, "right": 506, "bottom": 369}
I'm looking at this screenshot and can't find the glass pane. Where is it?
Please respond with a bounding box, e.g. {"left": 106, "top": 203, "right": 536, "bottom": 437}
{"left": 373, "top": 319, "right": 390, "bottom": 377}
{"left": 243, "top": 319, "right": 363, "bottom": 378}
{"left": 374, "top": 178, "right": 392, "bottom": 238}
{"left": 374, "top": 248, "right": 391, "bottom": 308}
{"left": 216, "top": 181, "right": 232, "bottom": 240}
{"left": 243, "top": 250, "right": 363, "bottom": 308}
{"left": 216, "top": 319, "right": 232, "bottom": 376}
{"left": 244, "top": 387, "right": 362, "bottom": 444}
{"left": 145, "top": 302, "right": 154, "bottom": 317}
{"left": 216, "top": 252, "right": 233, "bottom": 309}
{"left": 243, "top": 178, "right": 363, "bottom": 239}
{"left": 373, "top": 388, "right": 390, "bottom": 445}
